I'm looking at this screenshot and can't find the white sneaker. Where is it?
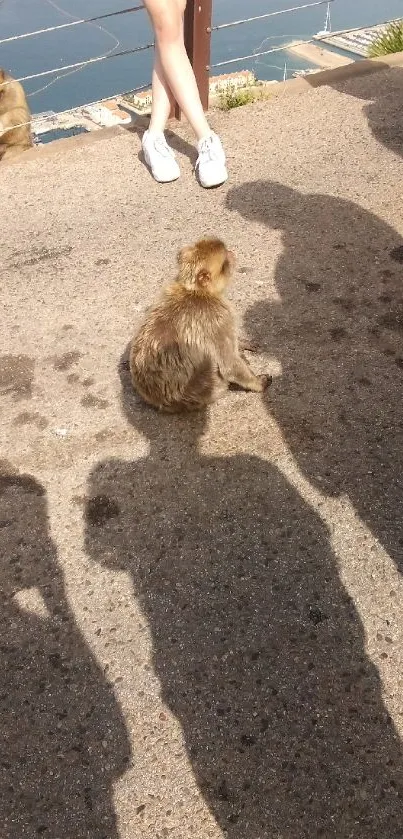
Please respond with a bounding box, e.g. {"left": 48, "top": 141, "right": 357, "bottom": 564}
{"left": 196, "top": 132, "right": 228, "bottom": 188}
{"left": 142, "top": 130, "right": 180, "bottom": 183}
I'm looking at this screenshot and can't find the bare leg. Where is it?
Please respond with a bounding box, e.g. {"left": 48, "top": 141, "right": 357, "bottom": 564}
{"left": 141, "top": 35, "right": 181, "bottom": 182}
{"left": 148, "top": 45, "right": 174, "bottom": 134}
{"left": 143, "top": 0, "right": 211, "bottom": 141}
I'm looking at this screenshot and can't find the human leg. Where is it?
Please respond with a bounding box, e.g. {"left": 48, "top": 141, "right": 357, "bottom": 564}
{"left": 143, "top": 0, "right": 228, "bottom": 187}
{"left": 149, "top": 46, "right": 173, "bottom": 135}
{"left": 142, "top": 45, "right": 180, "bottom": 182}
{"left": 144, "top": 0, "right": 210, "bottom": 140}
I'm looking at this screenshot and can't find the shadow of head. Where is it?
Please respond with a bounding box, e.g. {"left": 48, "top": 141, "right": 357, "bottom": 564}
{"left": 0, "top": 465, "right": 59, "bottom": 597}
{"left": 0, "top": 466, "right": 131, "bottom": 838}
{"left": 118, "top": 343, "right": 209, "bottom": 455}
{"left": 307, "top": 62, "right": 403, "bottom": 159}
{"left": 226, "top": 178, "right": 403, "bottom": 263}
{"left": 225, "top": 174, "right": 403, "bottom": 400}
{"left": 226, "top": 177, "right": 403, "bottom": 351}
{"left": 226, "top": 179, "right": 303, "bottom": 231}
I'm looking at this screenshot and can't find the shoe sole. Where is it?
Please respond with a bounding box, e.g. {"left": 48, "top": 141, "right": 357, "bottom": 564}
{"left": 151, "top": 171, "right": 180, "bottom": 184}
{"left": 198, "top": 170, "right": 229, "bottom": 189}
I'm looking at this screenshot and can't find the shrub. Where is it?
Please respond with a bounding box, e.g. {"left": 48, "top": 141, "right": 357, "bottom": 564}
{"left": 368, "top": 19, "right": 403, "bottom": 57}
{"left": 219, "top": 85, "right": 259, "bottom": 110}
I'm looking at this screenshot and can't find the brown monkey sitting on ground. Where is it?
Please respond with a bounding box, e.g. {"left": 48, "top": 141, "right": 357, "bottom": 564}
{"left": 0, "top": 69, "right": 33, "bottom": 162}
{"left": 130, "top": 238, "right": 272, "bottom": 412}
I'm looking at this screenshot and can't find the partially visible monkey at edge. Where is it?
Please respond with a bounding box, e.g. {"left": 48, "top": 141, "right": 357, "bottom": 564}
{"left": 130, "top": 237, "right": 272, "bottom": 413}
{"left": 0, "top": 69, "right": 33, "bottom": 162}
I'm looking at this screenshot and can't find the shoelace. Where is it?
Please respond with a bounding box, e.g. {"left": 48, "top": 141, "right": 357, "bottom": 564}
{"left": 196, "top": 136, "right": 216, "bottom": 169}
{"left": 154, "top": 135, "right": 174, "bottom": 158}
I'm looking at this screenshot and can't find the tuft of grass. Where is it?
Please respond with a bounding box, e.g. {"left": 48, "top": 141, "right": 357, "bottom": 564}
{"left": 368, "top": 19, "right": 403, "bottom": 57}
{"left": 218, "top": 82, "right": 262, "bottom": 111}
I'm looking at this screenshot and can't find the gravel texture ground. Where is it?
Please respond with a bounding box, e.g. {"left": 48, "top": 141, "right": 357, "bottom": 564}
{"left": 1, "top": 63, "right": 403, "bottom": 839}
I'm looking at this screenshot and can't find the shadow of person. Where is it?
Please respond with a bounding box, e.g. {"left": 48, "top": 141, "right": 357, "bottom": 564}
{"left": 227, "top": 180, "right": 403, "bottom": 575}
{"left": 83, "top": 354, "right": 403, "bottom": 838}
{"left": 307, "top": 62, "right": 403, "bottom": 160}
{"left": 0, "top": 464, "right": 131, "bottom": 838}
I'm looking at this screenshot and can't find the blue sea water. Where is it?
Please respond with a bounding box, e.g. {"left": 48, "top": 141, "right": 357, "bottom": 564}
{"left": 0, "top": 0, "right": 401, "bottom": 114}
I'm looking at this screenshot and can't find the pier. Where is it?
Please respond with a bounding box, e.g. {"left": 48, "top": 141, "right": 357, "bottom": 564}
{"left": 314, "top": 19, "right": 402, "bottom": 57}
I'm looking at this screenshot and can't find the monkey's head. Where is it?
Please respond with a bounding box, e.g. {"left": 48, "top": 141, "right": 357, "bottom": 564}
{"left": 177, "top": 238, "right": 235, "bottom": 295}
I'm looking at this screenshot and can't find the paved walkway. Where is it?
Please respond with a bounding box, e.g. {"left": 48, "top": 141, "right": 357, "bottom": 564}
{"left": 1, "top": 63, "right": 403, "bottom": 838}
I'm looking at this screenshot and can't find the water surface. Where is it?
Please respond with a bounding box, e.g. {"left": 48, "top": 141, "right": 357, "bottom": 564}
{"left": 0, "top": 0, "right": 401, "bottom": 113}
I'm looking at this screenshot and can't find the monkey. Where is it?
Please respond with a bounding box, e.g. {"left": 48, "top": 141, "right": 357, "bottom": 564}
{"left": 129, "top": 237, "right": 272, "bottom": 413}
{"left": 0, "top": 69, "right": 33, "bottom": 162}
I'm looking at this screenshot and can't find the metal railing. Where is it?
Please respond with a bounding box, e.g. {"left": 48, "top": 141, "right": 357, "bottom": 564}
{"left": 0, "top": 0, "right": 336, "bottom": 129}
{"left": 0, "top": 5, "right": 151, "bottom": 89}
{"left": 0, "top": 3, "right": 154, "bottom": 131}
{"left": 189, "top": 0, "right": 335, "bottom": 112}
{"left": 0, "top": 0, "right": 399, "bottom": 133}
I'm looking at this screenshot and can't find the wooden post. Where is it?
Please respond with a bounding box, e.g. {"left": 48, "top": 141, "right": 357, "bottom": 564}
{"left": 173, "top": 0, "right": 212, "bottom": 120}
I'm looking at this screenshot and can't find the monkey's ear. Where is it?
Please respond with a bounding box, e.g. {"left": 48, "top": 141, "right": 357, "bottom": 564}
{"left": 195, "top": 268, "right": 211, "bottom": 288}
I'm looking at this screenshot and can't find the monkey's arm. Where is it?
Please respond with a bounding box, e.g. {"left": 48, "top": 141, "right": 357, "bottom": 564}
{"left": 216, "top": 332, "right": 271, "bottom": 393}
{"left": 227, "top": 354, "right": 270, "bottom": 392}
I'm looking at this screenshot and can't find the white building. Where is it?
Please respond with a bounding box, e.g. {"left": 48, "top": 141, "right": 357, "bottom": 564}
{"left": 209, "top": 70, "right": 256, "bottom": 94}
{"left": 82, "top": 102, "right": 132, "bottom": 128}
{"left": 124, "top": 70, "right": 257, "bottom": 113}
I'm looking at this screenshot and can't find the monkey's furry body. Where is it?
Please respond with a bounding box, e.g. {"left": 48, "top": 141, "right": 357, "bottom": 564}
{"left": 130, "top": 238, "right": 271, "bottom": 412}
{"left": 0, "top": 69, "right": 32, "bottom": 162}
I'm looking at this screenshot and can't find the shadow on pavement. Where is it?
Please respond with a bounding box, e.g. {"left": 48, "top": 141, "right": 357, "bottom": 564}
{"left": 0, "top": 464, "right": 130, "bottom": 838}
{"left": 308, "top": 63, "right": 403, "bottom": 160}
{"left": 83, "top": 353, "right": 403, "bottom": 838}
{"left": 226, "top": 180, "right": 403, "bottom": 576}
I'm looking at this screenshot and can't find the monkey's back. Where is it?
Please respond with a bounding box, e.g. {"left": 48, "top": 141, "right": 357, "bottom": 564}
{"left": 130, "top": 288, "right": 229, "bottom": 412}
{"left": 0, "top": 72, "right": 32, "bottom": 157}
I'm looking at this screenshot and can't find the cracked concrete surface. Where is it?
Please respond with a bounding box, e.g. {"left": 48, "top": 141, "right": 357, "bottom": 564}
{"left": 1, "top": 64, "right": 403, "bottom": 838}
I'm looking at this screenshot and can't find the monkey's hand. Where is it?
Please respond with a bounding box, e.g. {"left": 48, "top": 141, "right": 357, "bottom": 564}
{"left": 260, "top": 374, "right": 273, "bottom": 391}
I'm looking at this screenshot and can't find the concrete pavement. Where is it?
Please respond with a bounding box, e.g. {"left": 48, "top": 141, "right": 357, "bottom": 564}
{"left": 1, "top": 61, "right": 403, "bottom": 838}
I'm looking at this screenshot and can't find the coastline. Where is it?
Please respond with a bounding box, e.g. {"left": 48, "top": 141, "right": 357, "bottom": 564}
{"left": 286, "top": 41, "right": 354, "bottom": 69}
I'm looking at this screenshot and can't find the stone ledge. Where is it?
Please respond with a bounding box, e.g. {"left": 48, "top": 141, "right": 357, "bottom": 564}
{"left": 1, "top": 125, "right": 124, "bottom": 166}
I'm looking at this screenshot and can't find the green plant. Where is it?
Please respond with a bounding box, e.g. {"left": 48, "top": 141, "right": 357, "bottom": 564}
{"left": 218, "top": 86, "right": 255, "bottom": 110}
{"left": 214, "top": 73, "right": 274, "bottom": 111}
{"left": 368, "top": 19, "right": 403, "bottom": 57}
